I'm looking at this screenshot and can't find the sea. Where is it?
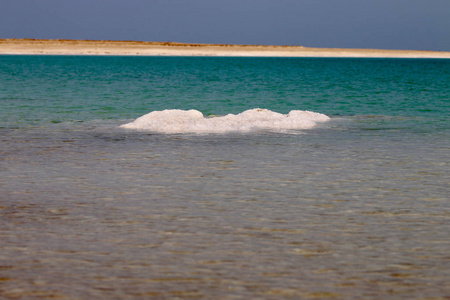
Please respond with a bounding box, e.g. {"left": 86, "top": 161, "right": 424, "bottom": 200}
{"left": 0, "top": 55, "right": 449, "bottom": 299}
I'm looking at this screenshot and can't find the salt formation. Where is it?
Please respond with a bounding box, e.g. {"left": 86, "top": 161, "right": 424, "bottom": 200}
{"left": 120, "top": 108, "right": 330, "bottom": 134}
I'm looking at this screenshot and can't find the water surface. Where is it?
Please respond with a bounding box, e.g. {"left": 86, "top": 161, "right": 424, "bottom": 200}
{"left": 1, "top": 56, "right": 449, "bottom": 299}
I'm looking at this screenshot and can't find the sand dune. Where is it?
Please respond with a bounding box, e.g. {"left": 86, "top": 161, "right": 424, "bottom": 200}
{"left": 1, "top": 39, "right": 449, "bottom": 58}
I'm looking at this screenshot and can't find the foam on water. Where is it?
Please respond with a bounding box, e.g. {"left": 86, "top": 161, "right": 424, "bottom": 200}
{"left": 120, "top": 108, "right": 330, "bottom": 134}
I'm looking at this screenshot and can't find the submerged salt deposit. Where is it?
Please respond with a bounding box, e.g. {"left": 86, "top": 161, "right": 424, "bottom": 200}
{"left": 120, "top": 108, "right": 330, "bottom": 133}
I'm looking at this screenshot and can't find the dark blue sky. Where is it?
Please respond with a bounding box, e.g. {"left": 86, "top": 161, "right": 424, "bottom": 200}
{"left": 1, "top": 0, "right": 449, "bottom": 51}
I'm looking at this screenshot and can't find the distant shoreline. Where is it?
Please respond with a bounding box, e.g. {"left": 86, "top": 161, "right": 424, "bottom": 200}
{"left": 1, "top": 39, "right": 450, "bottom": 58}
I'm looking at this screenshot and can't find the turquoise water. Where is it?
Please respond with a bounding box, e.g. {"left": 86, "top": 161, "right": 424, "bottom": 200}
{"left": 1, "top": 56, "right": 449, "bottom": 299}
{"left": 2, "top": 56, "right": 449, "bottom": 122}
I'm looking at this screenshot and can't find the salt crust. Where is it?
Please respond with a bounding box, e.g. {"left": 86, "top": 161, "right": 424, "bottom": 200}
{"left": 120, "top": 108, "right": 330, "bottom": 134}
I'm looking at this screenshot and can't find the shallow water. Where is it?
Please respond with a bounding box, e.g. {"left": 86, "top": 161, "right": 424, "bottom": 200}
{"left": 1, "top": 56, "right": 449, "bottom": 299}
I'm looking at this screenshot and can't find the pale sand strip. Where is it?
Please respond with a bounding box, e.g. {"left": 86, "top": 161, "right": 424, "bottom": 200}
{"left": 1, "top": 39, "right": 450, "bottom": 58}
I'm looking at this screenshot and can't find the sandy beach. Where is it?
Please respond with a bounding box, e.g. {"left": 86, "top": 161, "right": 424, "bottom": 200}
{"left": 1, "top": 39, "right": 450, "bottom": 58}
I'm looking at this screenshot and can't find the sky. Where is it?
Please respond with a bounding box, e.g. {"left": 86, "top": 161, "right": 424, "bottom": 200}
{"left": 1, "top": 0, "right": 449, "bottom": 51}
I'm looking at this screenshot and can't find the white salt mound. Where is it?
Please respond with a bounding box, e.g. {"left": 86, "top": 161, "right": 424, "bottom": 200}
{"left": 120, "top": 108, "right": 330, "bottom": 134}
